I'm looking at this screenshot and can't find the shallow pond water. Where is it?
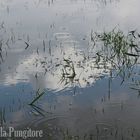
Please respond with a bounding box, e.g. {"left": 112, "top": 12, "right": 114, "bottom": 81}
{"left": 0, "top": 0, "right": 140, "bottom": 139}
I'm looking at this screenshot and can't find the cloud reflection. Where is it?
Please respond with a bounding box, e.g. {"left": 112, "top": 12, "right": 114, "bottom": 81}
{"left": 3, "top": 31, "right": 110, "bottom": 91}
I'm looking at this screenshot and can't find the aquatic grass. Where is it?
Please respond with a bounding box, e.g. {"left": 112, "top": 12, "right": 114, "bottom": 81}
{"left": 58, "top": 123, "right": 140, "bottom": 140}
{"left": 59, "top": 58, "right": 76, "bottom": 86}
{"left": 30, "top": 104, "right": 46, "bottom": 117}
{"left": 0, "top": 40, "right": 4, "bottom": 62}
{"left": 92, "top": 29, "right": 140, "bottom": 83}
{"left": 29, "top": 89, "right": 45, "bottom": 105}
{"left": 96, "top": 29, "right": 139, "bottom": 65}
{"left": 43, "top": 40, "right": 46, "bottom": 52}
{"left": 24, "top": 41, "right": 29, "bottom": 49}
{"left": 0, "top": 107, "right": 6, "bottom": 126}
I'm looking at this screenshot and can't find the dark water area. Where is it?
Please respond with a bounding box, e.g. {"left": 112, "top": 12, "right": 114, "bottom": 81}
{"left": 0, "top": 0, "right": 140, "bottom": 139}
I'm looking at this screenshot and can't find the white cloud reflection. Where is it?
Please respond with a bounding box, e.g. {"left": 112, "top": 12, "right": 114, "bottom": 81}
{"left": 3, "top": 31, "right": 110, "bottom": 91}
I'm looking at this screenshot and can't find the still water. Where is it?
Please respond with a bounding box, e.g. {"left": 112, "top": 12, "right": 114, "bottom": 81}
{"left": 0, "top": 0, "right": 140, "bottom": 139}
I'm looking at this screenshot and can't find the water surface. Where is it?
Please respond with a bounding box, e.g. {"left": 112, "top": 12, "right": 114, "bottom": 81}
{"left": 0, "top": 0, "right": 140, "bottom": 139}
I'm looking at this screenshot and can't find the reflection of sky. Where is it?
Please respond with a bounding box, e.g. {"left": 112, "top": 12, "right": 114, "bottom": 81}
{"left": 0, "top": 66, "right": 139, "bottom": 135}
{"left": 1, "top": 0, "right": 140, "bottom": 33}
{"left": 0, "top": 0, "right": 140, "bottom": 134}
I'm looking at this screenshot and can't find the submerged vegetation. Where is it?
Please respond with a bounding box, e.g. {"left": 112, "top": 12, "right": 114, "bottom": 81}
{"left": 92, "top": 29, "right": 140, "bottom": 90}
{"left": 56, "top": 29, "right": 140, "bottom": 88}
{"left": 94, "top": 29, "right": 139, "bottom": 67}
{"left": 29, "top": 89, "right": 45, "bottom": 105}
{"left": 0, "top": 0, "right": 140, "bottom": 139}
{"left": 59, "top": 59, "right": 76, "bottom": 86}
